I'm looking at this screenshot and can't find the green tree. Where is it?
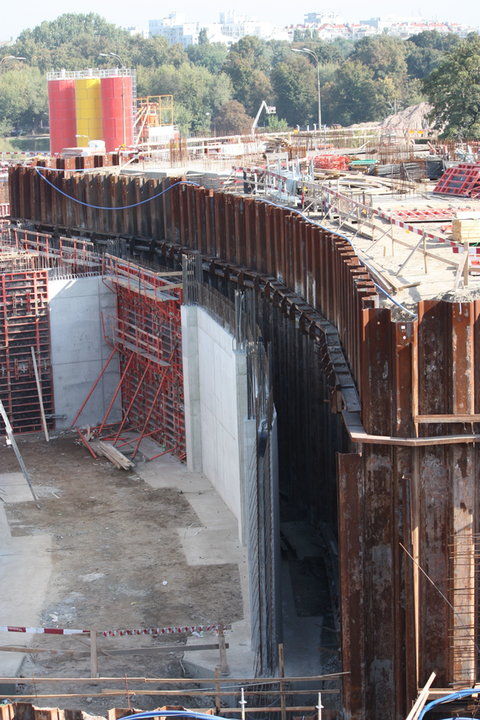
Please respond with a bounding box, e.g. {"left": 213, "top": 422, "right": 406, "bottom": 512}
{"left": 144, "top": 62, "right": 233, "bottom": 135}
{"left": 222, "top": 36, "right": 274, "bottom": 114}
{"left": 271, "top": 56, "right": 316, "bottom": 126}
{"left": 330, "top": 37, "right": 355, "bottom": 60}
{"left": 406, "top": 32, "right": 460, "bottom": 80}
{"left": 350, "top": 35, "right": 407, "bottom": 80}
{"left": 12, "top": 13, "right": 133, "bottom": 71}
{"left": 294, "top": 39, "right": 344, "bottom": 65}
{"left": 187, "top": 42, "right": 228, "bottom": 74}
{"left": 266, "top": 115, "right": 289, "bottom": 131}
{"left": 326, "top": 61, "right": 384, "bottom": 125}
{"left": 132, "top": 37, "right": 187, "bottom": 69}
{"left": 409, "top": 30, "right": 460, "bottom": 52}
{"left": 0, "top": 67, "right": 47, "bottom": 134}
{"left": 198, "top": 28, "right": 209, "bottom": 45}
{"left": 214, "top": 100, "right": 253, "bottom": 135}
{"left": 423, "top": 34, "right": 480, "bottom": 137}
{"left": 269, "top": 40, "right": 296, "bottom": 66}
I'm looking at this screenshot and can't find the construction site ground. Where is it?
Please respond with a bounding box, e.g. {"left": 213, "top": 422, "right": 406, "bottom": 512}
{"left": 0, "top": 434, "right": 252, "bottom": 715}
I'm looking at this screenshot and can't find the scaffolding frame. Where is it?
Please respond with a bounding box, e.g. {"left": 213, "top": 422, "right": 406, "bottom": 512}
{"left": 1, "top": 224, "right": 186, "bottom": 458}
{"left": 2, "top": 228, "right": 103, "bottom": 276}
{"left": 135, "top": 95, "right": 175, "bottom": 145}
{"left": 73, "top": 255, "right": 186, "bottom": 462}
{"left": 0, "top": 269, "right": 54, "bottom": 434}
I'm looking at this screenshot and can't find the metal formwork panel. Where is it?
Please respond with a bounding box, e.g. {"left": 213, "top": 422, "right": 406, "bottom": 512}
{"left": 0, "top": 269, "right": 53, "bottom": 433}
{"left": 103, "top": 256, "right": 185, "bottom": 460}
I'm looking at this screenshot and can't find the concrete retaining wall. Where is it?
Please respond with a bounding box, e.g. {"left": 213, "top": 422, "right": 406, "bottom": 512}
{"left": 49, "top": 276, "right": 121, "bottom": 429}
{"left": 182, "top": 305, "right": 248, "bottom": 538}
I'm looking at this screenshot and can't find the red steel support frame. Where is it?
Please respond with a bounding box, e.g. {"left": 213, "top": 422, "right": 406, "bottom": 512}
{"left": 97, "top": 351, "right": 134, "bottom": 437}
{"left": 0, "top": 268, "right": 54, "bottom": 434}
{"left": 72, "top": 254, "right": 185, "bottom": 461}
{"left": 112, "top": 359, "right": 151, "bottom": 444}
{"left": 131, "top": 344, "right": 178, "bottom": 459}
{"left": 70, "top": 346, "right": 117, "bottom": 427}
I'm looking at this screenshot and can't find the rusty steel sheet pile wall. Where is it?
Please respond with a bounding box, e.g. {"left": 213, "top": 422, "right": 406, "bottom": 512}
{"left": 8, "top": 167, "right": 480, "bottom": 720}
{"left": 340, "top": 302, "right": 480, "bottom": 719}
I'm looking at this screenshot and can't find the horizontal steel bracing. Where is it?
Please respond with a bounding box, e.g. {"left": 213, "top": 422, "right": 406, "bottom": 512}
{"left": 8, "top": 165, "right": 480, "bottom": 720}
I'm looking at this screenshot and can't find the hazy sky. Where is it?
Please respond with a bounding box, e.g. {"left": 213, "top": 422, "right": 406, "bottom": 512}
{"left": 1, "top": 0, "right": 479, "bottom": 42}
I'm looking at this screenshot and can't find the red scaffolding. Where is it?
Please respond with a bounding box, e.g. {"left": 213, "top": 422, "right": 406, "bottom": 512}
{"left": 4, "top": 228, "right": 103, "bottom": 275}
{"left": 0, "top": 229, "right": 103, "bottom": 435}
{"left": 73, "top": 254, "right": 186, "bottom": 462}
{"left": 0, "top": 269, "right": 54, "bottom": 433}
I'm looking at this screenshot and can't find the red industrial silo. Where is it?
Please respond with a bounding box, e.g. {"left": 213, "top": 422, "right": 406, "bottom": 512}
{"left": 101, "top": 75, "right": 134, "bottom": 152}
{"left": 48, "top": 78, "right": 77, "bottom": 155}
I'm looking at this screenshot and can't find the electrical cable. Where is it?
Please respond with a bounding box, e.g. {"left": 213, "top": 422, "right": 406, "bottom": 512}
{"left": 110, "top": 711, "right": 230, "bottom": 720}
{"left": 418, "top": 688, "right": 480, "bottom": 720}
{"left": 34, "top": 167, "right": 200, "bottom": 210}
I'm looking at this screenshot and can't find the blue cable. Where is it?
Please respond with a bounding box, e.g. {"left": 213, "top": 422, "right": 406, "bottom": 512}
{"left": 109, "top": 711, "right": 230, "bottom": 720}
{"left": 34, "top": 167, "right": 200, "bottom": 210}
{"left": 33, "top": 167, "right": 416, "bottom": 319}
{"left": 418, "top": 688, "right": 480, "bottom": 720}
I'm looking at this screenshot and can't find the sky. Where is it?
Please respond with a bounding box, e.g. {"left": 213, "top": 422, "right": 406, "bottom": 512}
{"left": 1, "top": 0, "right": 479, "bottom": 42}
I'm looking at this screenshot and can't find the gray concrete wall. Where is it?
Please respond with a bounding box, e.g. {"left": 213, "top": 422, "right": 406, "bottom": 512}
{"left": 49, "top": 276, "right": 121, "bottom": 430}
{"left": 182, "top": 305, "right": 247, "bottom": 538}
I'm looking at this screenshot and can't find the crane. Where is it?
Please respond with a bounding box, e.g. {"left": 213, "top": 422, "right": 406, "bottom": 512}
{"left": 251, "top": 100, "right": 276, "bottom": 135}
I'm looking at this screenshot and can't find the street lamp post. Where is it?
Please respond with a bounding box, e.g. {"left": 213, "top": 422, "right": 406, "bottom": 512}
{"left": 292, "top": 47, "right": 321, "bottom": 133}
{"left": 100, "top": 52, "right": 127, "bottom": 147}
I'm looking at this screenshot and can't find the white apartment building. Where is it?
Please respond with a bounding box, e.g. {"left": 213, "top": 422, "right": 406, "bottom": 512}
{"left": 149, "top": 12, "right": 289, "bottom": 47}
{"left": 295, "top": 12, "right": 476, "bottom": 40}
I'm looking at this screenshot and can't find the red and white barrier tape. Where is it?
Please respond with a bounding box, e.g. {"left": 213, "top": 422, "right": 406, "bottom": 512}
{"left": 0, "top": 623, "right": 229, "bottom": 637}
{"left": 101, "top": 624, "right": 229, "bottom": 637}
{"left": 0, "top": 625, "right": 89, "bottom": 635}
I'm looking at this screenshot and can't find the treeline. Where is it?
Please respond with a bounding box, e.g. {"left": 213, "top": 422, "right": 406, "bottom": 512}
{"left": 0, "top": 13, "right": 479, "bottom": 139}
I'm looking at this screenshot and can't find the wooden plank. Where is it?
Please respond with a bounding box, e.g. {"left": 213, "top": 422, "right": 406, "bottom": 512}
{"left": 31, "top": 347, "right": 49, "bottom": 442}
{"left": 90, "top": 630, "right": 98, "bottom": 678}
{"left": 0, "top": 673, "right": 348, "bottom": 684}
{"left": 405, "top": 672, "right": 436, "bottom": 720}
{"left": 454, "top": 253, "right": 468, "bottom": 290}
{"left": 0, "top": 643, "right": 227, "bottom": 656}
{"left": 415, "top": 414, "right": 480, "bottom": 423}
{"left": 95, "top": 441, "right": 134, "bottom": 470}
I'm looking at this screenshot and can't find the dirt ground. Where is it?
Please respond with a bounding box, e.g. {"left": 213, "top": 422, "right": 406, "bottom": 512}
{"left": 0, "top": 434, "right": 244, "bottom": 715}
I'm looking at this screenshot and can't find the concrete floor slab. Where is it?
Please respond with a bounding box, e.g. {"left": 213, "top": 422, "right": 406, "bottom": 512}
{"left": 0, "top": 441, "right": 254, "bottom": 693}
{"left": 135, "top": 456, "right": 253, "bottom": 678}
{"left": 184, "top": 487, "right": 237, "bottom": 529}
{"left": 0, "top": 473, "right": 34, "bottom": 504}
{"left": 0, "top": 505, "right": 52, "bottom": 676}
{"left": 179, "top": 526, "right": 244, "bottom": 566}
{"left": 136, "top": 455, "right": 211, "bottom": 493}
{"left": 129, "top": 456, "right": 252, "bottom": 678}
